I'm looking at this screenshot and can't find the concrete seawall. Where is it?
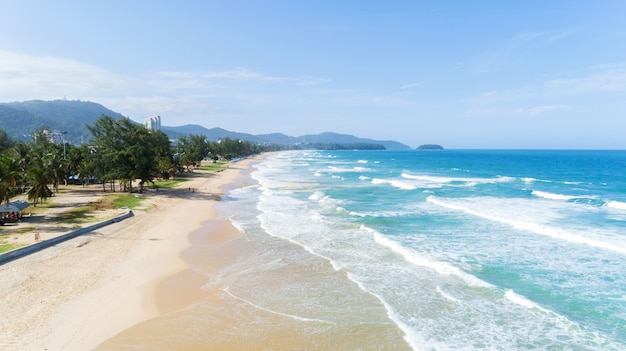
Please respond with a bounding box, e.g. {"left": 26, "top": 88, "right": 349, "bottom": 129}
{"left": 0, "top": 210, "right": 134, "bottom": 265}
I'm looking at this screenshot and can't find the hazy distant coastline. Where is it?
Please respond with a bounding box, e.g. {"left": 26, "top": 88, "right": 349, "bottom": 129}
{"left": 0, "top": 99, "right": 411, "bottom": 150}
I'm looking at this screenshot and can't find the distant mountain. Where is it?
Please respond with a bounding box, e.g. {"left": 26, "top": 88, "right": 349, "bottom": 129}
{"left": 0, "top": 99, "right": 411, "bottom": 149}
{"left": 162, "top": 126, "right": 411, "bottom": 150}
{"left": 0, "top": 105, "right": 48, "bottom": 141}
{"left": 296, "top": 132, "right": 409, "bottom": 150}
{"left": 0, "top": 100, "right": 125, "bottom": 143}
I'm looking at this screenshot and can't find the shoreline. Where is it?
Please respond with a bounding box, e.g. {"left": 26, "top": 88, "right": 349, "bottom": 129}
{"left": 93, "top": 151, "right": 412, "bottom": 351}
{"left": 0, "top": 155, "right": 262, "bottom": 350}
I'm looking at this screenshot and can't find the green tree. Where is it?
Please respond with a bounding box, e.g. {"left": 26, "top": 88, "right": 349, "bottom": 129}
{"left": 176, "top": 134, "right": 209, "bottom": 170}
{"left": 27, "top": 157, "right": 53, "bottom": 206}
{"left": 0, "top": 129, "right": 14, "bottom": 154}
{"left": 151, "top": 130, "right": 175, "bottom": 179}
{"left": 87, "top": 116, "right": 123, "bottom": 192}
{"left": 87, "top": 116, "right": 170, "bottom": 193}
{"left": 210, "top": 138, "right": 261, "bottom": 160}
{"left": 0, "top": 150, "right": 25, "bottom": 204}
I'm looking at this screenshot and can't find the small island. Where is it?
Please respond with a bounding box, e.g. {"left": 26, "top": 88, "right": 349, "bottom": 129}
{"left": 416, "top": 144, "right": 444, "bottom": 150}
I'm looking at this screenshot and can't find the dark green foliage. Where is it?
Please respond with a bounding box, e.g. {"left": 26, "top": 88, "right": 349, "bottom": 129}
{"left": 0, "top": 105, "right": 48, "bottom": 141}
{"left": 26, "top": 160, "right": 53, "bottom": 206}
{"left": 0, "top": 100, "right": 125, "bottom": 144}
{"left": 211, "top": 137, "right": 263, "bottom": 160}
{"left": 417, "top": 144, "right": 444, "bottom": 150}
{"left": 0, "top": 129, "right": 15, "bottom": 153}
{"left": 88, "top": 116, "right": 173, "bottom": 193}
{"left": 176, "top": 134, "right": 211, "bottom": 170}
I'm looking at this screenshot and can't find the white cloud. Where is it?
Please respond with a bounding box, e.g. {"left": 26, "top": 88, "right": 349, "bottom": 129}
{"left": 0, "top": 50, "right": 330, "bottom": 122}
{"left": 0, "top": 50, "right": 138, "bottom": 100}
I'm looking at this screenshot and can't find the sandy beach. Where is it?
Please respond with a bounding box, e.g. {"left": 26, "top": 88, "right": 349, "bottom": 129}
{"left": 0, "top": 157, "right": 259, "bottom": 351}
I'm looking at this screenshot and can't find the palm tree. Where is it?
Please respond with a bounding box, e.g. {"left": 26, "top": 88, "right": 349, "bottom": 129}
{"left": 27, "top": 159, "right": 53, "bottom": 207}
{"left": 0, "top": 153, "right": 23, "bottom": 204}
{"left": 0, "top": 158, "right": 9, "bottom": 205}
{"left": 44, "top": 150, "right": 66, "bottom": 194}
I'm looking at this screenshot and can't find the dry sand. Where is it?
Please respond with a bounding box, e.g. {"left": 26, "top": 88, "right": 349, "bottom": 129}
{"left": 0, "top": 157, "right": 259, "bottom": 351}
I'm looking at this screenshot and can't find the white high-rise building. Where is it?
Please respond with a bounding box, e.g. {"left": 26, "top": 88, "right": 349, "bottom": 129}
{"left": 145, "top": 115, "right": 161, "bottom": 130}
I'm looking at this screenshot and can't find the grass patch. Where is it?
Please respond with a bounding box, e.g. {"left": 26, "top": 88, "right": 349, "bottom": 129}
{"left": 198, "top": 161, "right": 228, "bottom": 172}
{"left": 55, "top": 193, "right": 142, "bottom": 224}
{"left": 55, "top": 205, "right": 99, "bottom": 224}
{"left": 0, "top": 242, "right": 19, "bottom": 254}
{"left": 0, "top": 232, "right": 25, "bottom": 253}
{"left": 110, "top": 194, "right": 144, "bottom": 209}
{"left": 28, "top": 200, "right": 58, "bottom": 212}
{"left": 6, "top": 226, "right": 34, "bottom": 235}
{"left": 153, "top": 178, "right": 188, "bottom": 189}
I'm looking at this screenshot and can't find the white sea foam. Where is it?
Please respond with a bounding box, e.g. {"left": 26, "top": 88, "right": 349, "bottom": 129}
{"left": 229, "top": 216, "right": 246, "bottom": 234}
{"left": 258, "top": 215, "right": 344, "bottom": 271}
{"left": 372, "top": 178, "right": 417, "bottom": 190}
{"left": 401, "top": 173, "right": 454, "bottom": 183}
{"left": 357, "top": 159, "right": 368, "bottom": 164}
{"left": 427, "top": 196, "right": 626, "bottom": 255}
{"left": 436, "top": 286, "right": 460, "bottom": 303}
{"left": 309, "top": 191, "right": 326, "bottom": 201}
{"left": 365, "top": 225, "right": 492, "bottom": 288}
{"left": 309, "top": 191, "right": 345, "bottom": 213}
{"left": 532, "top": 190, "right": 577, "bottom": 201}
{"left": 328, "top": 165, "right": 372, "bottom": 173}
{"left": 401, "top": 172, "right": 513, "bottom": 187}
{"left": 372, "top": 173, "right": 503, "bottom": 191}
{"left": 504, "top": 289, "right": 548, "bottom": 312}
{"left": 607, "top": 201, "right": 626, "bottom": 210}
{"left": 351, "top": 209, "right": 421, "bottom": 218}
{"left": 532, "top": 191, "right": 605, "bottom": 207}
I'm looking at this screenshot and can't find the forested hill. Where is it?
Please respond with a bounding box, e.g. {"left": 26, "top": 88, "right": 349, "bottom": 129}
{"left": 0, "top": 100, "right": 124, "bottom": 143}
{"left": 160, "top": 127, "right": 410, "bottom": 150}
{"left": 0, "top": 99, "right": 411, "bottom": 149}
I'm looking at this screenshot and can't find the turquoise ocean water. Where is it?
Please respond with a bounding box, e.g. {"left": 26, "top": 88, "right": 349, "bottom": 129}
{"left": 218, "top": 150, "right": 626, "bottom": 350}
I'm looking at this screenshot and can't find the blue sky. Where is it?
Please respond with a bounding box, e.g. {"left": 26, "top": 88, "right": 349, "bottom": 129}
{"left": 1, "top": 1, "right": 625, "bottom": 148}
